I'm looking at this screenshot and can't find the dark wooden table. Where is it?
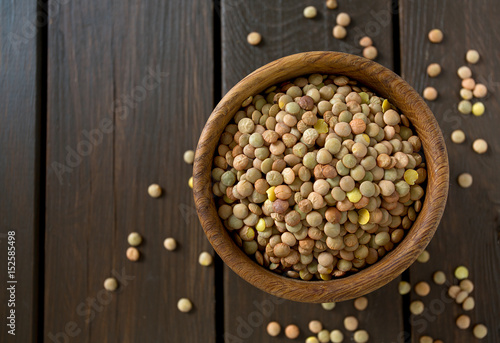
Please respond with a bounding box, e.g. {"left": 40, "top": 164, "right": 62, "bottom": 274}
{"left": 1, "top": 0, "right": 499, "bottom": 342}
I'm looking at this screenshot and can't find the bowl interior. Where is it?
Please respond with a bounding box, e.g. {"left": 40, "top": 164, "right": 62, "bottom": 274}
{"left": 193, "top": 51, "right": 449, "bottom": 303}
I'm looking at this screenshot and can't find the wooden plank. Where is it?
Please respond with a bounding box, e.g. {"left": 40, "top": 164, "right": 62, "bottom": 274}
{"left": 400, "top": 1, "right": 500, "bottom": 342}
{"left": 45, "top": 1, "right": 215, "bottom": 342}
{"left": 0, "top": 0, "right": 40, "bottom": 341}
{"left": 221, "top": 1, "right": 404, "bottom": 342}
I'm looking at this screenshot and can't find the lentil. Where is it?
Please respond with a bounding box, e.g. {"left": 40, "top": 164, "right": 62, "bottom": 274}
{"left": 353, "top": 330, "right": 369, "bottom": 343}
{"left": 456, "top": 314, "right": 470, "bottom": 329}
{"left": 354, "top": 296, "right": 368, "bottom": 311}
{"left": 399, "top": 281, "right": 411, "bottom": 295}
{"left": 104, "top": 277, "right": 118, "bottom": 291}
{"left": 457, "top": 66, "right": 472, "bottom": 79}
{"left": 198, "top": 251, "right": 213, "bottom": 266}
{"left": 303, "top": 6, "right": 317, "bottom": 19}
{"left": 428, "top": 29, "right": 443, "bottom": 43}
{"left": 183, "top": 150, "right": 195, "bottom": 164}
{"left": 285, "top": 324, "right": 300, "bottom": 339}
{"left": 423, "top": 87, "right": 438, "bottom": 101}
{"left": 460, "top": 88, "right": 473, "bottom": 100}
{"left": 466, "top": 49, "right": 480, "bottom": 64}
{"left": 473, "top": 83, "right": 488, "bottom": 98}
{"left": 336, "top": 12, "right": 351, "bottom": 26}
{"left": 318, "top": 330, "right": 330, "bottom": 342}
{"left": 267, "top": 321, "right": 281, "bottom": 337}
{"left": 417, "top": 250, "right": 430, "bottom": 263}
{"left": 363, "top": 46, "right": 378, "bottom": 60}
{"left": 247, "top": 32, "right": 262, "bottom": 46}
{"left": 472, "top": 102, "right": 485, "bottom": 116}
{"left": 410, "top": 300, "right": 424, "bottom": 315}
{"left": 126, "top": 247, "right": 140, "bottom": 261}
{"left": 308, "top": 320, "right": 323, "bottom": 334}
{"left": 462, "top": 296, "right": 475, "bottom": 311}
{"left": 333, "top": 25, "right": 347, "bottom": 39}
{"left": 432, "top": 271, "right": 446, "bottom": 285}
{"left": 321, "top": 302, "right": 336, "bottom": 310}
{"left": 188, "top": 176, "right": 193, "bottom": 189}
{"left": 306, "top": 337, "right": 319, "bottom": 343}
{"left": 472, "top": 138, "right": 488, "bottom": 154}
{"left": 164, "top": 237, "right": 177, "bottom": 251}
{"left": 451, "top": 130, "right": 466, "bottom": 144}
{"left": 330, "top": 330, "right": 344, "bottom": 343}
{"left": 177, "top": 298, "right": 193, "bottom": 313}
{"left": 457, "top": 173, "right": 473, "bottom": 188}
{"left": 448, "top": 285, "right": 461, "bottom": 299}
{"left": 415, "top": 281, "right": 431, "bottom": 297}
{"left": 473, "top": 324, "right": 488, "bottom": 339}
{"left": 455, "top": 266, "right": 469, "bottom": 279}
{"left": 344, "top": 316, "right": 358, "bottom": 331}
{"left": 419, "top": 336, "right": 433, "bottom": 343}
{"left": 326, "top": 0, "right": 338, "bottom": 9}
{"left": 128, "top": 232, "right": 142, "bottom": 246}
{"left": 459, "top": 279, "right": 474, "bottom": 293}
{"left": 148, "top": 183, "right": 162, "bottom": 198}
{"left": 458, "top": 100, "right": 472, "bottom": 114}
{"left": 359, "top": 36, "right": 373, "bottom": 47}
{"left": 427, "top": 63, "right": 441, "bottom": 77}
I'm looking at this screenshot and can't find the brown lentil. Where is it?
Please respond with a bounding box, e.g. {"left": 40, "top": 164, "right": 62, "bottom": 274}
{"left": 473, "top": 324, "right": 488, "bottom": 339}
{"left": 104, "top": 277, "right": 118, "bottom": 291}
{"left": 336, "top": 12, "right": 351, "bottom": 26}
{"left": 285, "top": 324, "right": 300, "bottom": 339}
{"left": 423, "top": 87, "right": 438, "bottom": 101}
{"left": 427, "top": 63, "right": 441, "bottom": 77}
{"left": 456, "top": 314, "right": 470, "bottom": 330}
{"left": 333, "top": 25, "right": 347, "bottom": 39}
{"left": 428, "top": 29, "right": 443, "bottom": 43}
{"left": 410, "top": 300, "right": 424, "bottom": 315}
{"left": 126, "top": 247, "right": 140, "bottom": 261}
{"left": 247, "top": 32, "right": 262, "bottom": 46}
{"left": 326, "top": 0, "right": 338, "bottom": 9}
{"left": 363, "top": 46, "right": 378, "bottom": 60}
{"left": 344, "top": 316, "right": 359, "bottom": 331}
{"left": 308, "top": 320, "right": 323, "bottom": 334}
{"left": 267, "top": 321, "right": 281, "bottom": 337}
{"left": 148, "top": 183, "right": 162, "bottom": 198}
{"left": 354, "top": 296, "right": 368, "bottom": 311}
{"left": 415, "top": 281, "right": 431, "bottom": 297}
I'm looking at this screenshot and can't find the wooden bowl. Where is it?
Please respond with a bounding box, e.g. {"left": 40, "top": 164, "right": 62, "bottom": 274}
{"left": 193, "top": 51, "right": 449, "bottom": 303}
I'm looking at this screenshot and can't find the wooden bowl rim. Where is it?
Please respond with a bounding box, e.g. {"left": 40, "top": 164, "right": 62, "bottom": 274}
{"left": 194, "top": 51, "right": 449, "bottom": 303}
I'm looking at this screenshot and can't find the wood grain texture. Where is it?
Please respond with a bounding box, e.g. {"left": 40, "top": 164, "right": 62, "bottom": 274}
{"left": 0, "top": 1, "right": 39, "bottom": 342}
{"left": 400, "top": 1, "right": 500, "bottom": 342}
{"left": 45, "top": 1, "right": 215, "bottom": 342}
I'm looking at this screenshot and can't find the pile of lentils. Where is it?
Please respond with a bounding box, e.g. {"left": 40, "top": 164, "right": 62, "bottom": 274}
{"left": 212, "top": 73, "right": 427, "bottom": 280}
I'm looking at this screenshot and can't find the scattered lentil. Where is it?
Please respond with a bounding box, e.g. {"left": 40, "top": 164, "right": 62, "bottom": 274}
{"left": 336, "top": 12, "right": 351, "bottom": 26}
{"left": 164, "top": 237, "right": 177, "bottom": 251}
{"left": 148, "top": 183, "right": 162, "bottom": 198}
{"left": 450, "top": 130, "right": 466, "bottom": 144}
{"left": 457, "top": 66, "right": 472, "bottom": 79}
{"left": 462, "top": 78, "right": 476, "bottom": 90}
{"left": 466, "top": 49, "right": 480, "bottom": 64}
{"left": 460, "top": 88, "right": 473, "bottom": 100}
{"left": 177, "top": 298, "right": 193, "bottom": 313}
{"left": 198, "top": 251, "right": 213, "bottom": 266}
{"left": 363, "top": 46, "right": 378, "bottom": 60}
{"left": 448, "top": 285, "right": 461, "bottom": 299}
{"left": 417, "top": 250, "right": 430, "bottom": 263}
{"left": 458, "top": 100, "right": 472, "bottom": 114}
{"left": 473, "top": 324, "right": 488, "bottom": 339}
{"left": 126, "top": 247, "right": 140, "bottom": 261}
{"left": 472, "top": 138, "right": 488, "bottom": 154}
{"left": 410, "top": 300, "right": 424, "bottom": 315}
{"left": 247, "top": 32, "right": 262, "bottom": 46}
{"left": 104, "top": 277, "right": 118, "bottom": 291}
{"left": 183, "top": 150, "right": 195, "bottom": 164}
{"left": 432, "top": 271, "right": 446, "bottom": 285}
{"left": 326, "top": 0, "right": 338, "bottom": 10}
{"left": 309, "top": 320, "right": 323, "bottom": 334}
{"left": 399, "top": 281, "right": 411, "bottom": 295}
{"left": 428, "top": 29, "right": 443, "bottom": 43}
{"left": 457, "top": 173, "right": 473, "bottom": 188}
{"left": 419, "top": 336, "right": 433, "bottom": 343}
{"left": 473, "top": 83, "right": 488, "bottom": 98}
{"left": 353, "top": 330, "right": 369, "bottom": 343}
{"left": 344, "top": 316, "right": 358, "bottom": 331}
{"left": 459, "top": 279, "right": 474, "bottom": 293}
{"left": 423, "top": 87, "right": 438, "bottom": 101}
{"left": 472, "top": 102, "right": 485, "bottom": 116}
{"left": 354, "top": 297, "right": 368, "bottom": 311}
{"left": 188, "top": 176, "right": 194, "bottom": 189}
{"left": 455, "top": 266, "right": 469, "bottom": 279}
{"left": 267, "top": 321, "right": 281, "bottom": 337}
{"left": 462, "top": 296, "right": 475, "bottom": 311}
{"left": 285, "top": 324, "right": 300, "bottom": 339}
{"left": 127, "top": 232, "right": 142, "bottom": 246}
{"left": 321, "top": 302, "right": 336, "bottom": 310}
{"left": 303, "top": 6, "right": 317, "bottom": 19}
{"left": 359, "top": 36, "right": 373, "bottom": 47}
{"left": 317, "top": 330, "right": 330, "bottom": 343}
{"left": 306, "top": 337, "right": 320, "bottom": 343}
{"left": 415, "top": 281, "right": 431, "bottom": 297}
{"left": 456, "top": 314, "right": 470, "bottom": 329}
{"left": 330, "top": 330, "right": 344, "bottom": 343}
{"left": 427, "top": 63, "right": 441, "bottom": 77}
{"left": 333, "top": 25, "right": 347, "bottom": 39}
